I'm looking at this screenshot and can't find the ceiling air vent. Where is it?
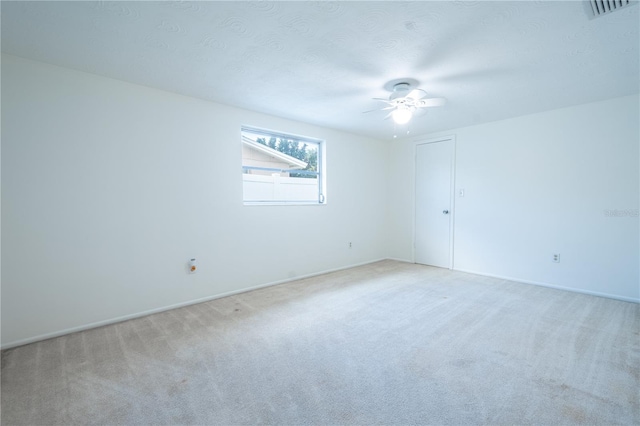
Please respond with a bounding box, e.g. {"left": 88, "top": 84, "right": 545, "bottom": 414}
{"left": 587, "top": 0, "right": 638, "bottom": 18}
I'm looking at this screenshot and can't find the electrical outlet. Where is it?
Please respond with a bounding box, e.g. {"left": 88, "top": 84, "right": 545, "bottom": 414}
{"left": 349, "top": 242, "right": 352, "bottom": 249}
{"left": 553, "top": 253, "right": 560, "bottom": 263}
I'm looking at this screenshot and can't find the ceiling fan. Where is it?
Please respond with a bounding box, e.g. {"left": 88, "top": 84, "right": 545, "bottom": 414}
{"left": 366, "top": 81, "right": 446, "bottom": 125}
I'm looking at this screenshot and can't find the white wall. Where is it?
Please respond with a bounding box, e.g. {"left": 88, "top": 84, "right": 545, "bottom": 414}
{"left": 3, "top": 54, "right": 638, "bottom": 348}
{"left": 388, "top": 94, "right": 640, "bottom": 302}
{"left": 1, "top": 55, "right": 389, "bottom": 347}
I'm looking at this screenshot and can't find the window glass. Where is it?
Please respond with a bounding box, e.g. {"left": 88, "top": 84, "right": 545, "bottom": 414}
{"left": 241, "top": 126, "right": 325, "bottom": 205}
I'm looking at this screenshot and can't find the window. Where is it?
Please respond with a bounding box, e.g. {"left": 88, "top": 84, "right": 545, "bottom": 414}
{"left": 241, "top": 126, "right": 325, "bottom": 205}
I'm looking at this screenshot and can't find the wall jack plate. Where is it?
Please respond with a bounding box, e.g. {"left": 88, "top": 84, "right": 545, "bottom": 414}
{"left": 552, "top": 254, "right": 560, "bottom": 263}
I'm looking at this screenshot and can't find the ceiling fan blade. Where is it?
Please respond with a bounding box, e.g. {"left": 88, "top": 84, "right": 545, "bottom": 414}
{"left": 406, "top": 89, "right": 427, "bottom": 100}
{"left": 362, "top": 106, "right": 392, "bottom": 113}
{"left": 363, "top": 106, "right": 395, "bottom": 113}
{"left": 372, "top": 97, "right": 392, "bottom": 102}
{"left": 389, "top": 91, "right": 408, "bottom": 101}
{"left": 383, "top": 110, "right": 394, "bottom": 120}
{"left": 416, "top": 97, "right": 447, "bottom": 108}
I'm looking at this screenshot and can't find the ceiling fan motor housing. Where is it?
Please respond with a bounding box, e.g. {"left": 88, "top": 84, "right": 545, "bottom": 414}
{"left": 390, "top": 82, "right": 413, "bottom": 100}
{"left": 393, "top": 82, "right": 412, "bottom": 92}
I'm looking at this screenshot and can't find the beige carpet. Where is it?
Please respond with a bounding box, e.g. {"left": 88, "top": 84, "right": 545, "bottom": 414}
{"left": 2, "top": 260, "right": 639, "bottom": 425}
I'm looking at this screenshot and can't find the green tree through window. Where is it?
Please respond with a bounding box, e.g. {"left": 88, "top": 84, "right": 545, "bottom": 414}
{"left": 256, "top": 137, "right": 318, "bottom": 178}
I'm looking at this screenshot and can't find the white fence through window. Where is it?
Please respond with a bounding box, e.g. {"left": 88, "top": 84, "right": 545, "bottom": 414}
{"left": 243, "top": 173, "right": 318, "bottom": 203}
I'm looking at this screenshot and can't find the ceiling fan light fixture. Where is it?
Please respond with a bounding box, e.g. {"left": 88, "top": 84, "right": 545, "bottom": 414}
{"left": 392, "top": 107, "right": 412, "bottom": 125}
{"left": 366, "top": 79, "right": 446, "bottom": 128}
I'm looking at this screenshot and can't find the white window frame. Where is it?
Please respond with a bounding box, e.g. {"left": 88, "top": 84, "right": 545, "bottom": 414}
{"left": 241, "top": 125, "right": 326, "bottom": 206}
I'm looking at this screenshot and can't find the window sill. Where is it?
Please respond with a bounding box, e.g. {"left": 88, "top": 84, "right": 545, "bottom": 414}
{"left": 243, "top": 201, "right": 327, "bottom": 206}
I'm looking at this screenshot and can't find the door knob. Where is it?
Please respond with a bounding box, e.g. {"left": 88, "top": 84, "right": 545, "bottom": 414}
{"left": 443, "top": 210, "right": 449, "bottom": 214}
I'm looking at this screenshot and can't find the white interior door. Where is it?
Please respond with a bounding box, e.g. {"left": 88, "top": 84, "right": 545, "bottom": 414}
{"left": 415, "top": 140, "right": 454, "bottom": 268}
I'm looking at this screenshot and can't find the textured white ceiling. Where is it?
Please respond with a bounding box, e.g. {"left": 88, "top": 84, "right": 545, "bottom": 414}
{"left": 2, "top": 1, "right": 639, "bottom": 139}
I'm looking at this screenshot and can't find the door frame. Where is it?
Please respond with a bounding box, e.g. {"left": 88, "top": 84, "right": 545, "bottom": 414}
{"left": 412, "top": 135, "right": 457, "bottom": 269}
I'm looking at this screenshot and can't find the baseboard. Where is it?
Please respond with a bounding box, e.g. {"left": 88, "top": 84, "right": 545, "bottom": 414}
{"left": 385, "top": 257, "right": 413, "bottom": 263}
{"left": 453, "top": 267, "right": 640, "bottom": 304}
{"left": 5, "top": 258, "right": 636, "bottom": 350}
{"left": 1, "top": 258, "right": 388, "bottom": 350}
